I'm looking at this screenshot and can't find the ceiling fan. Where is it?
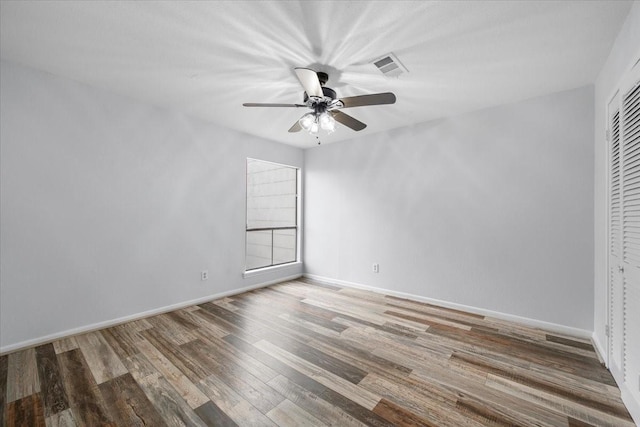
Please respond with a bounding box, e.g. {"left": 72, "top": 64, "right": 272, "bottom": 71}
{"left": 243, "top": 68, "right": 396, "bottom": 134}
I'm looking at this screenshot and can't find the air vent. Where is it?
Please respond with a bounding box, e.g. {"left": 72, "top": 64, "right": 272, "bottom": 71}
{"left": 372, "top": 53, "right": 408, "bottom": 77}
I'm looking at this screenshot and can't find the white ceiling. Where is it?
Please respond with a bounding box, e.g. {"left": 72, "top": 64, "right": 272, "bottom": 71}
{"left": 0, "top": 1, "right": 633, "bottom": 148}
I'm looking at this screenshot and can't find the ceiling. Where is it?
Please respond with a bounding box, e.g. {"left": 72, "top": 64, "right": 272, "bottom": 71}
{"left": 0, "top": 1, "right": 633, "bottom": 148}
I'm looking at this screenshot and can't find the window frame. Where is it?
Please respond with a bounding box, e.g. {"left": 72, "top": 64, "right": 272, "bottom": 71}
{"left": 243, "top": 158, "right": 301, "bottom": 275}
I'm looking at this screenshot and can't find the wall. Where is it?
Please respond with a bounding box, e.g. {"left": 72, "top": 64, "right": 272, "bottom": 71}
{"left": 593, "top": 1, "right": 640, "bottom": 356}
{"left": 305, "top": 86, "right": 594, "bottom": 331}
{"left": 0, "top": 60, "right": 303, "bottom": 351}
{"left": 593, "top": 2, "right": 640, "bottom": 423}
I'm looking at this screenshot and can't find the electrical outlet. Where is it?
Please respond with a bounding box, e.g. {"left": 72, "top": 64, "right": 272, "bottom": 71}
{"left": 373, "top": 263, "right": 379, "bottom": 273}
{"left": 201, "top": 270, "right": 208, "bottom": 281}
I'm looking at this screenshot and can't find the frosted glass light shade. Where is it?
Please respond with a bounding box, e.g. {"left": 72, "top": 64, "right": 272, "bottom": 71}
{"left": 299, "top": 113, "right": 316, "bottom": 130}
{"left": 319, "top": 112, "right": 336, "bottom": 133}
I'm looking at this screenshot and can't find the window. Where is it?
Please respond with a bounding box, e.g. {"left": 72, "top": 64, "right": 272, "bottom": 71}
{"left": 245, "top": 158, "right": 299, "bottom": 271}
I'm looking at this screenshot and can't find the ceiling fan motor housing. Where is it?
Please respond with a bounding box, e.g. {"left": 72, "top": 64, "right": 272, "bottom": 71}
{"left": 302, "top": 71, "right": 336, "bottom": 110}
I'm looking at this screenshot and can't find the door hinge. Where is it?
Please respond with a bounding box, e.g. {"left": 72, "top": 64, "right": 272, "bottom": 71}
{"left": 605, "top": 324, "right": 610, "bottom": 337}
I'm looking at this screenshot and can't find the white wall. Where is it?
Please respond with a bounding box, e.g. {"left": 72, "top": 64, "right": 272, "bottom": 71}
{"left": 0, "top": 60, "right": 303, "bottom": 351}
{"left": 593, "top": 1, "right": 640, "bottom": 357}
{"left": 305, "top": 86, "right": 594, "bottom": 331}
{"left": 593, "top": 2, "right": 640, "bottom": 423}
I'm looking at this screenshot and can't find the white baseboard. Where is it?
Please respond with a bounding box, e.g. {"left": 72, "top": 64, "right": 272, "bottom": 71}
{"left": 620, "top": 382, "right": 640, "bottom": 427}
{"left": 591, "top": 331, "right": 608, "bottom": 366}
{"left": 304, "top": 273, "right": 592, "bottom": 339}
{"left": 0, "top": 274, "right": 302, "bottom": 355}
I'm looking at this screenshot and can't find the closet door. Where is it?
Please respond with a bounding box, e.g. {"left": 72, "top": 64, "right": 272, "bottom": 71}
{"left": 609, "top": 93, "right": 624, "bottom": 379}
{"left": 620, "top": 63, "right": 640, "bottom": 402}
{"left": 609, "top": 59, "right": 640, "bottom": 402}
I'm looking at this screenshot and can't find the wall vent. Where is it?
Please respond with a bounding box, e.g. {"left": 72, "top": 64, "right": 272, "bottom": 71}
{"left": 372, "top": 53, "right": 408, "bottom": 77}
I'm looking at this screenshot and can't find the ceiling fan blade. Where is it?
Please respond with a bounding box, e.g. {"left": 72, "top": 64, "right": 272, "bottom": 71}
{"left": 243, "top": 103, "right": 306, "bottom": 107}
{"left": 339, "top": 92, "right": 396, "bottom": 108}
{"left": 331, "top": 111, "right": 366, "bottom": 131}
{"left": 288, "top": 121, "right": 302, "bottom": 133}
{"left": 294, "top": 68, "right": 323, "bottom": 97}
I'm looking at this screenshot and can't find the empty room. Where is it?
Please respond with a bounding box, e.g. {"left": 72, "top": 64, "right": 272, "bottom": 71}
{"left": 1, "top": 1, "right": 639, "bottom": 426}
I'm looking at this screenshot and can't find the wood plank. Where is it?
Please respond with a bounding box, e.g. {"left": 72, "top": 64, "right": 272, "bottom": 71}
{"left": 384, "top": 294, "right": 485, "bottom": 319}
{"left": 197, "top": 374, "right": 243, "bottom": 409}
{"left": 181, "top": 338, "right": 285, "bottom": 414}
{"left": 194, "top": 400, "right": 238, "bottom": 427}
{"left": 140, "top": 328, "right": 212, "bottom": 382}
{"left": 6, "top": 393, "right": 46, "bottom": 427}
{"left": 75, "top": 331, "right": 128, "bottom": 384}
{"left": 266, "top": 399, "right": 327, "bottom": 426}
{"left": 223, "top": 334, "right": 395, "bottom": 427}
{"left": 266, "top": 374, "right": 367, "bottom": 427}
{"left": 454, "top": 398, "right": 523, "bottom": 427}
{"left": 373, "top": 398, "right": 437, "bottom": 427}
{"left": 197, "top": 374, "right": 278, "bottom": 427}
{"left": 122, "top": 352, "right": 158, "bottom": 381}
{"left": 486, "top": 374, "right": 636, "bottom": 427}
{"left": 254, "top": 339, "right": 381, "bottom": 410}
{"left": 278, "top": 313, "right": 343, "bottom": 338}
{"left": 6, "top": 348, "right": 41, "bottom": 402}
{"left": 450, "top": 350, "right": 630, "bottom": 418}
{"left": 98, "top": 373, "right": 168, "bottom": 427}
{"left": 359, "top": 372, "right": 484, "bottom": 427}
{"left": 136, "top": 338, "right": 209, "bottom": 409}
{"left": 425, "top": 324, "right": 617, "bottom": 386}
{"left": 45, "top": 408, "right": 78, "bottom": 427}
{"left": 408, "top": 368, "right": 568, "bottom": 427}
{"left": 56, "top": 349, "right": 115, "bottom": 427}
{"left": 384, "top": 310, "right": 473, "bottom": 331}
{"left": 260, "top": 331, "right": 368, "bottom": 384}
{"left": 52, "top": 337, "right": 78, "bottom": 355}
{"left": 34, "top": 344, "right": 69, "bottom": 417}
{"left": 100, "top": 323, "right": 142, "bottom": 359}
{"left": 546, "top": 334, "right": 595, "bottom": 351}
{"left": 176, "top": 310, "right": 230, "bottom": 339}
{"left": 190, "top": 328, "right": 279, "bottom": 383}
{"left": 192, "top": 306, "right": 261, "bottom": 344}
{"left": 135, "top": 373, "right": 207, "bottom": 426}
{"left": 146, "top": 313, "right": 199, "bottom": 346}
{"left": 0, "top": 354, "right": 8, "bottom": 427}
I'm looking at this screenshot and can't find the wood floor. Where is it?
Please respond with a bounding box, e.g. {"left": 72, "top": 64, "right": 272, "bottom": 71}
{"left": 1, "top": 279, "right": 635, "bottom": 427}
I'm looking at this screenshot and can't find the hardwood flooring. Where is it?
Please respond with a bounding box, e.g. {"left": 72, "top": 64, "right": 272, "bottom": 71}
{"left": 1, "top": 278, "right": 635, "bottom": 426}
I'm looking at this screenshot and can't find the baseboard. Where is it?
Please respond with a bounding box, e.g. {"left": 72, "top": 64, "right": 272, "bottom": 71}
{"left": 303, "top": 274, "right": 592, "bottom": 339}
{"left": 591, "top": 331, "right": 608, "bottom": 366}
{"left": 0, "top": 274, "right": 302, "bottom": 355}
{"left": 620, "top": 383, "right": 640, "bottom": 427}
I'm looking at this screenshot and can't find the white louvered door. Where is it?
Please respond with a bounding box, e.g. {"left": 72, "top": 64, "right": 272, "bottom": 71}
{"left": 609, "top": 58, "right": 640, "bottom": 403}
{"left": 620, "top": 63, "right": 640, "bottom": 403}
{"left": 609, "top": 94, "right": 624, "bottom": 378}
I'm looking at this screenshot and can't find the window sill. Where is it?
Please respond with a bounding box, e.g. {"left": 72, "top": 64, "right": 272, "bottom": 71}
{"left": 243, "top": 262, "right": 302, "bottom": 279}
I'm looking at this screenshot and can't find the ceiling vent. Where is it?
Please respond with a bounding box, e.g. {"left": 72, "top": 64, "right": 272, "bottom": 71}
{"left": 372, "top": 53, "right": 408, "bottom": 78}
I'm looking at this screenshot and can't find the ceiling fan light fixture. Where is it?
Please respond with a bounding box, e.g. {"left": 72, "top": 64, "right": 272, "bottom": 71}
{"left": 319, "top": 112, "right": 336, "bottom": 133}
{"left": 299, "top": 112, "right": 316, "bottom": 131}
